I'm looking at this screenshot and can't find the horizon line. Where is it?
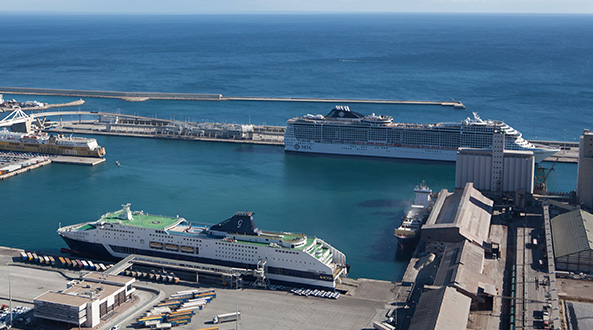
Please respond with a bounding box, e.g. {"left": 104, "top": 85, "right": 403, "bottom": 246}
{"left": 1, "top": 11, "right": 593, "bottom": 16}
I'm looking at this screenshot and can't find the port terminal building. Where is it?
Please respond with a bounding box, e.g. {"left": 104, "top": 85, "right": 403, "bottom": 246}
{"left": 34, "top": 272, "right": 135, "bottom": 328}
{"left": 551, "top": 208, "right": 593, "bottom": 273}
{"left": 433, "top": 240, "right": 496, "bottom": 310}
{"left": 422, "top": 182, "right": 494, "bottom": 254}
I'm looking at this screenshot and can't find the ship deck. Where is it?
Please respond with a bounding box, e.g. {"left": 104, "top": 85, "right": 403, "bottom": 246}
{"left": 97, "top": 210, "right": 183, "bottom": 230}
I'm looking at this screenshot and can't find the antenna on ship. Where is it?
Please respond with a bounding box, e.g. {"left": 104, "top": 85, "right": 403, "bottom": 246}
{"left": 118, "top": 203, "right": 133, "bottom": 220}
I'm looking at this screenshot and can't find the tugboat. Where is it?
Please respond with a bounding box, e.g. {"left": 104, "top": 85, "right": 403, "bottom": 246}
{"left": 394, "top": 182, "right": 432, "bottom": 249}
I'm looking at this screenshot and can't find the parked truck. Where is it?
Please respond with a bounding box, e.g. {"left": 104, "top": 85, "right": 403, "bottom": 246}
{"left": 213, "top": 312, "right": 240, "bottom": 324}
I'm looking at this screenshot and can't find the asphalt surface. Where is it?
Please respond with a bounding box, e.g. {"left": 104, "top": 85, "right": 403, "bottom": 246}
{"left": 0, "top": 247, "right": 394, "bottom": 330}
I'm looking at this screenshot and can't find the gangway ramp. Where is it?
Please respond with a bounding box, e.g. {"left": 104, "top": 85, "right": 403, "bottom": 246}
{"left": 102, "top": 254, "right": 267, "bottom": 287}
{"left": 104, "top": 254, "right": 136, "bottom": 275}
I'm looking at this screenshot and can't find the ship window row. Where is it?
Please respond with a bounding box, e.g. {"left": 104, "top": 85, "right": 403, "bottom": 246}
{"left": 275, "top": 249, "right": 298, "bottom": 255}
{"left": 216, "top": 242, "right": 257, "bottom": 249}
{"left": 295, "top": 124, "right": 474, "bottom": 148}
{"left": 218, "top": 250, "right": 254, "bottom": 257}
{"left": 149, "top": 234, "right": 172, "bottom": 238}
{"left": 182, "top": 238, "right": 201, "bottom": 242}
{"left": 102, "top": 228, "right": 133, "bottom": 234}
{"left": 272, "top": 257, "right": 311, "bottom": 264}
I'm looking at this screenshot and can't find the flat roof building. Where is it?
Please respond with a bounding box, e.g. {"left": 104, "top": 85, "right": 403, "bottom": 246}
{"left": 422, "top": 182, "right": 493, "bottom": 253}
{"left": 408, "top": 286, "right": 471, "bottom": 330}
{"left": 34, "top": 273, "right": 135, "bottom": 328}
{"left": 551, "top": 209, "right": 593, "bottom": 273}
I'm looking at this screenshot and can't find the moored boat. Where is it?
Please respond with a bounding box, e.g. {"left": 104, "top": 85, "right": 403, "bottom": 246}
{"left": 394, "top": 182, "right": 433, "bottom": 249}
{"left": 0, "top": 129, "right": 105, "bottom": 157}
{"left": 285, "top": 106, "right": 558, "bottom": 162}
{"left": 58, "top": 204, "right": 348, "bottom": 289}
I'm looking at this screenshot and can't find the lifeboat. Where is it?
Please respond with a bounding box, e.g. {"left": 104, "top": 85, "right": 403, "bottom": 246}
{"left": 181, "top": 246, "right": 194, "bottom": 253}
{"left": 149, "top": 242, "right": 163, "bottom": 249}
{"left": 165, "top": 243, "right": 178, "bottom": 251}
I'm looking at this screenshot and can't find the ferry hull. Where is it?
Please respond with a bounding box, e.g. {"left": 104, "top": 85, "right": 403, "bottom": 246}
{"left": 0, "top": 140, "right": 105, "bottom": 157}
{"left": 59, "top": 235, "right": 339, "bottom": 289}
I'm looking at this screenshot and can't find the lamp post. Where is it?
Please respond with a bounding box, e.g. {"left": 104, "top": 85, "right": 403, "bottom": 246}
{"left": 8, "top": 268, "right": 12, "bottom": 329}
{"left": 235, "top": 275, "right": 239, "bottom": 330}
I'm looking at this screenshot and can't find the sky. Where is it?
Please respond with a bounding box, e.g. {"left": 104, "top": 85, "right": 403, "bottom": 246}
{"left": 1, "top": 0, "right": 593, "bottom": 14}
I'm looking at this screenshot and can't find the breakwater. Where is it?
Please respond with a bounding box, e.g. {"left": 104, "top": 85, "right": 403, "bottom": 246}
{"left": 0, "top": 87, "right": 465, "bottom": 108}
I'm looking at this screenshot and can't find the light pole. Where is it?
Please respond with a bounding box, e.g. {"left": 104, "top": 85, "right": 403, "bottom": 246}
{"left": 8, "top": 268, "right": 12, "bottom": 329}
{"left": 235, "top": 275, "right": 239, "bottom": 330}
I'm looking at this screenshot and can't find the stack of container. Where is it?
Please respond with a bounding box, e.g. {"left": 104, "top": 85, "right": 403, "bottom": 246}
{"left": 20, "top": 252, "right": 111, "bottom": 272}
{"left": 136, "top": 290, "right": 216, "bottom": 328}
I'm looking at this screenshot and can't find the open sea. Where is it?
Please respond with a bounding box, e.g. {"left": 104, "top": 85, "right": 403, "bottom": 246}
{"left": 0, "top": 13, "right": 591, "bottom": 281}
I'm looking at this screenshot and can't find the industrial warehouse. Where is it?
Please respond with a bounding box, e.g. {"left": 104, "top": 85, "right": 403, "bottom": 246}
{"left": 34, "top": 273, "right": 135, "bottom": 328}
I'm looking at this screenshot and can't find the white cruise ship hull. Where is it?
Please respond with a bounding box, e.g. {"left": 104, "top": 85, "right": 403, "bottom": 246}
{"left": 285, "top": 107, "right": 559, "bottom": 163}
{"left": 285, "top": 138, "right": 459, "bottom": 161}
{"left": 285, "top": 139, "right": 556, "bottom": 163}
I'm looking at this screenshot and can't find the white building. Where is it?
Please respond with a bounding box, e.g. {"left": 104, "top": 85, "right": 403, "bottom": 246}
{"left": 577, "top": 129, "right": 593, "bottom": 210}
{"left": 456, "top": 148, "right": 535, "bottom": 194}
{"left": 34, "top": 273, "right": 135, "bottom": 328}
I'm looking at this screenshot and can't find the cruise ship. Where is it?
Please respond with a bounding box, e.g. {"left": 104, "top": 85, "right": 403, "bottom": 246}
{"left": 58, "top": 204, "right": 348, "bottom": 289}
{"left": 0, "top": 129, "right": 105, "bottom": 157}
{"left": 285, "top": 106, "right": 558, "bottom": 162}
{"left": 394, "top": 182, "right": 432, "bottom": 249}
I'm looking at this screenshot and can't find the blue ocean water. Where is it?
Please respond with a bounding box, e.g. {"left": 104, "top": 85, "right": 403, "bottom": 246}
{"left": 0, "top": 13, "right": 590, "bottom": 281}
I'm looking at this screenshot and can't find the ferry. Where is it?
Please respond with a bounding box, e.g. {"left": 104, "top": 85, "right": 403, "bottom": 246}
{"left": 284, "top": 106, "right": 558, "bottom": 163}
{"left": 57, "top": 204, "right": 348, "bottom": 289}
{"left": 394, "top": 182, "right": 433, "bottom": 249}
{"left": 0, "top": 129, "right": 105, "bottom": 157}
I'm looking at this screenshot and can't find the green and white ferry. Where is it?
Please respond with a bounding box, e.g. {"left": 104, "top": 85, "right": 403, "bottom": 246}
{"left": 58, "top": 204, "right": 348, "bottom": 289}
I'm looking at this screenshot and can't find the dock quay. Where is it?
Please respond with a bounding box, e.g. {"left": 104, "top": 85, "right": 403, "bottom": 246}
{"left": 531, "top": 139, "right": 579, "bottom": 163}
{"left": 51, "top": 120, "right": 285, "bottom": 146}
{"left": 0, "top": 86, "right": 466, "bottom": 108}
{"left": 0, "top": 152, "right": 50, "bottom": 180}
{"left": 0, "top": 247, "right": 399, "bottom": 330}
{"left": 51, "top": 155, "right": 106, "bottom": 166}
{"left": 0, "top": 151, "right": 105, "bottom": 181}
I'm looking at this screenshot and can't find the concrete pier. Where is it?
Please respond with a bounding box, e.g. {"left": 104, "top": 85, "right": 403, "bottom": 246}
{"left": 51, "top": 156, "right": 106, "bottom": 166}
{"left": 0, "top": 99, "right": 85, "bottom": 113}
{"left": 0, "top": 158, "right": 51, "bottom": 180}
{"left": 0, "top": 86, "right": 465, "bottom": 108}
{"left": 51, "top": 120, "right": 285, "bottom": 146}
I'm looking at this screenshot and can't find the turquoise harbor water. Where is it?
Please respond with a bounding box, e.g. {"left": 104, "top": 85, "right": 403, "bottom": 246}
{"left": 0, "top": 14, "right": 590, "bottom": 281}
